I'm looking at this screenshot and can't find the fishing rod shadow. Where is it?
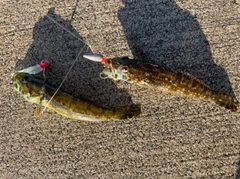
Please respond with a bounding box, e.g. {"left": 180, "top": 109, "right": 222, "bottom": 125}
{"left": 118, "top": 0, "right": 237, "bottom": 98}
{"left": 15, "top": 7, "right": 136, "bottom": 110}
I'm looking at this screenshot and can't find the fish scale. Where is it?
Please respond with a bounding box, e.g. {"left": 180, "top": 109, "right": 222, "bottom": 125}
{"left": 101, "top": 57, "right": 239, "bottom": 112}
{"left": 12, "top": 72, "right": 141, "bottom": 121}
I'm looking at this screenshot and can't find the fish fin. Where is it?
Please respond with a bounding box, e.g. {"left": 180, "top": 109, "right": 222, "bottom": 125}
{"left": 212, "top": 92, "right": 239, "bottom": 112}
{"left": 35, "top": 101, "right": 42, "bottom": 117}
{"left": 180, "top": 71, "right": 210, "bottom": 89}
{"left": 119, "top": 104, "right": 141, "bottom": 119}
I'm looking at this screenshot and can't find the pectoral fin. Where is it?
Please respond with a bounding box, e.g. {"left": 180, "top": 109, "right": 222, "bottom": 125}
{"left": 36, "top": 101, "right": 42, "bottom": 117}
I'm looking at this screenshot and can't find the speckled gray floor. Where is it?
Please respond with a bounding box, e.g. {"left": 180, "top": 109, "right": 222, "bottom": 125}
{"left": 1, "top": 0, "right": 240, "bottom": 178}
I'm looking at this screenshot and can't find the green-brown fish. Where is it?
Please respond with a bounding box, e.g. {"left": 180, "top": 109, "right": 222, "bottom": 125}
{"left": 12, "top": 72, "right": 141, "bottom": 121}
{"left": 100, "top": 56, "right": 239, "bottom": 112}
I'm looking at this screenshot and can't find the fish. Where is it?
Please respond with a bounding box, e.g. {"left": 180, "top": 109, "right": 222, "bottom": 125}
{"left": 99, "top": 56, "right": 239, "bottom": 112}
{"left": 12, "top": 72, "right": 141, "bottom": 121}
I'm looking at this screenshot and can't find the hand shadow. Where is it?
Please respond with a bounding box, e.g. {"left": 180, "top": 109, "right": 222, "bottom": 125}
{"left": 15, "top": 7, "right": 135, "bottom": 113}
{"left": 118, "top": 0, "right": 237, "bottom": 98}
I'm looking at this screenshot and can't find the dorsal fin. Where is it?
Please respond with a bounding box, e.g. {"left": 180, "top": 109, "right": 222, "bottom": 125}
{"left": 180, "top": 71, "right": 210, "bottom": 89}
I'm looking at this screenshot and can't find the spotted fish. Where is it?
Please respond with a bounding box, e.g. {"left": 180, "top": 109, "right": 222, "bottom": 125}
{"left": 100, "top": 56, "right": 239, "bottom": 112}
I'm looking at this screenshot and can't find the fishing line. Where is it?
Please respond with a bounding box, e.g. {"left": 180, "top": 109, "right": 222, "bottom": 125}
{"left": 39, "top": 11, "right": 98, "bottom": 116}
{"left": 46, "top": 14, "right": 95, "bottom": 53}
{"left": 46, "top": 14, "right": 87, "bottom": 46}
{"left": 39, "top": 4, "right": 116, "bottom": 116}
{"left": 40, "top": 44, "right": 86, "bottom": 115}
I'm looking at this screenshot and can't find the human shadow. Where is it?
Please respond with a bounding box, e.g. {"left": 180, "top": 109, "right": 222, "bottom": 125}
{"left": 15, "top": 8, "right": 135, "bottom": 111}
{"left": 118, "top": 0, "right": 236, "bottom": 98}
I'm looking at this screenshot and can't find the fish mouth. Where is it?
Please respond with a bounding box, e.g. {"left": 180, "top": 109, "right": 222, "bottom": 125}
{"left": 11, "top": 73, "right": 22, "bottom": 93}
{"left": 13, "top": 80, "right": 21, "bottom": 93}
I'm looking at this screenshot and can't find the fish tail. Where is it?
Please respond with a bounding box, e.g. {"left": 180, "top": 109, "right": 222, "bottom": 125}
{"left": 170, "top": 71, "right": 239, "bottom": 112}
{"left": 211, "top": 92, "right": 239, "bottom": 112}
{"left": 118, "top": 104, "right": 141, "bottom": 119}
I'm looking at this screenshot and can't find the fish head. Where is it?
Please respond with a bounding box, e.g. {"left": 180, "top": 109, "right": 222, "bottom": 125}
{"left": 12, "top": 72, "right": 43, "bottom": 102}
{"left": 100, "top": 67, "right": 129, "bottom": 81}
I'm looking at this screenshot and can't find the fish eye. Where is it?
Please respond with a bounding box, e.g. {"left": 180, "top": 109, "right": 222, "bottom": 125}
{"left": 21, "top": 77, "right": 28, "bottom": 84}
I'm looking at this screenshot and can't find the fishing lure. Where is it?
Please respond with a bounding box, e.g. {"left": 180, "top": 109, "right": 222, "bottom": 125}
{"left": 12, "top": 72, "right": 141, "bottom": 121}
{"left": 17, "top": 60, "right": 50, "bottom": 116}
{"left": 84, "top": 53, "right": 239, "bottom": 112}
{"left": 18, "top": 60, "right": 50, "bottom": 74}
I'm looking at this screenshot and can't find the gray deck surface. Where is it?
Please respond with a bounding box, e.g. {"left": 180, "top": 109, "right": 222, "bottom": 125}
{"left": 0, "top": 0, "right": 240, "bottom": 178}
